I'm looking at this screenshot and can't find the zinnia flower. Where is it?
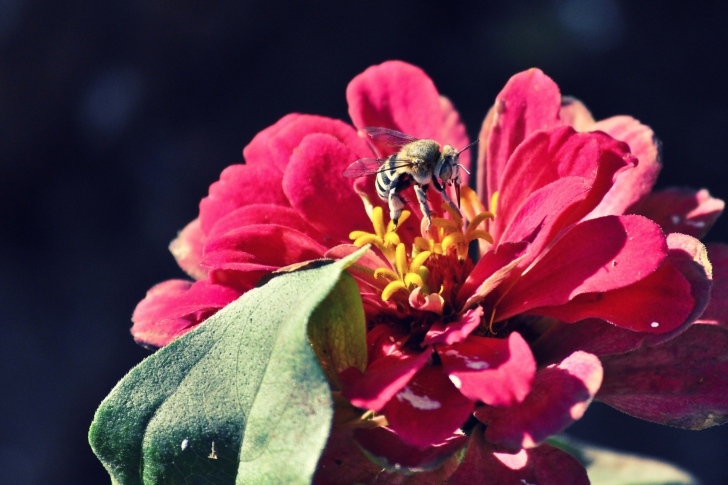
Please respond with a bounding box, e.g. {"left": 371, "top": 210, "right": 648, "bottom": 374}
{"left": 130, "top": 61, "right": 728, "bottom": 483}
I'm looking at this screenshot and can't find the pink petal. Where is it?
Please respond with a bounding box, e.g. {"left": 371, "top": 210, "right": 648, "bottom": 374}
{"left": 131, "top": 279, "right": 241, "bottom": 348}
{"left": 529, "top": 261, "right": 694, "bottom": 333}
{"left": 646, "top": 233, "right": 713, "bottom": 343}
{"left": 283, "top": 133, "right": 372, "bottom": 243}
{"left": 597, "top": 324, "right": 728, "bottom": 429}
{"left": 409, "top": 287, "right": 445, "bottom": 315}
{"left": 352, "top": 426, "right": 467, "bottom": 471}
{"left": 634, "top": 187, "right": 725, "bottom": 239}
{"left": 438, "top": 95, "right": 472, "bottom": 176}
{"left": 531, "top": 234, "right": 714, "bottom": 364}
{"left": 587, "top": 116, "right": 662, "bottom": 217}
{"left": 364, "top": 323, "right": 410, "bottom": 363}
{"left": 268, "top": 115, "right": 370, "bottom": 172}
{"left": 456, "top": 241, "right": 529, "bottom": 309}
{"left": 495, "top": 215, "right": 668, "bottom": 321}
{"left": 559, "top": 97, "right": 596, "bottom": 132}
{"left": 448, "top": 427, "right": 589, "bottom": 485}
{"left": 382, "top": 365, "right": 474, "bottom": 449}
{"left": 347, "top": 61, "right": 442, "bottom": 141}
{"left": 245, "top": 114, "right": 369, "bottom": 172}
{"left": 478, "top": 68, "right": 563, "bottom": 200}
{"left": 207, "top": 204, "right": 328, "bottom": 246}
{"left": 492, "top": 126, "right": 635, "bottom": 243}
{"left": 198, "top": 163, "right": 289, "bottom": 235}
{"left": 697, "top": 242, "right": 728, "bottom": 327}
{"left": 168, "top": 218, "right": 208, "bottom": 280}
{"left": 341, "top": 349, "right": 432, "bottom": 411}
{"left": 424, "top": 307, "right": 484, "bottom": 346}
{"left": 532, "top": 318, "right": 649, "bottom": 366}
{"left": 242, "top": 113, "right": 301, "bottom": 170}
{"left": 496, "top": 176, "right": 590, "bottom": 247}
{"left": 202, "top": 224, "right": 327, "bottom": 272}
{"left": 439, "top": 332, "right": 536, "bottom": 407}
{"left": 477, "top": 351, "right": 603, "bottom": 450}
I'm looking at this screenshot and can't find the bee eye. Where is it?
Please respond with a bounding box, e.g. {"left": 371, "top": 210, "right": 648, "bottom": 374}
{"left": 438, "top": 163, "right": 452, "bottom": 181}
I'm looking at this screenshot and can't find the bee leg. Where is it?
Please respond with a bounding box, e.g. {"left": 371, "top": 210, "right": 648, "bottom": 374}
{"left": 414, "top": 185, "right": 432, "bottom": 229}
{"left": 388, "top": 190, "right": 406, "bottom": 229}
{"left": 437, "top": 184, "right": 463, "bottom": 223}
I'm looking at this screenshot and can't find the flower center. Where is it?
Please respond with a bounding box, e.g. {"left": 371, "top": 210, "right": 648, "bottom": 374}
{"left": 350, "top": 203, "right": 495, "bottom": 308}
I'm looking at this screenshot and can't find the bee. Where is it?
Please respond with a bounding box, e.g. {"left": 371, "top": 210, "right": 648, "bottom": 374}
{"left": 343, "top": 127, "right": 476, "bottom": 228}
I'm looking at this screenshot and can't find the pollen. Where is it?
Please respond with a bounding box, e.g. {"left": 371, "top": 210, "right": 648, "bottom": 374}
{"left": 415, "top": 203, "right": 494, "bottom": 259}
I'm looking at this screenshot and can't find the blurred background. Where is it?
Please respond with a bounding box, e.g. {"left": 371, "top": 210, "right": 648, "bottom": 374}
{"left": 1, "top": 0, "right": 727, "bottom": 483}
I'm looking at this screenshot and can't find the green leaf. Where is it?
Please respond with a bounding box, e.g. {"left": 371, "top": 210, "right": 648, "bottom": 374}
{"left": 89, "top": 248, "right": 369, "bottom": 485}
{"left": 548, "top": 435, "right": 700, "bottom": 485}
{"left": 307, "top": 267, "right": 367, "bottom": 389}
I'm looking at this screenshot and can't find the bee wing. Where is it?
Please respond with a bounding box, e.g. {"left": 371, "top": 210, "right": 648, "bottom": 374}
{"left": 342, "top": 158, "right": 387, "bottom": 178}
{"left": 362, "top": 127, "right": 419, "bottom": 147}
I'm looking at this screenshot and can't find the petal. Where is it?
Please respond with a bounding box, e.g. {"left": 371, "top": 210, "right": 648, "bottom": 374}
{"left": 448, "top": 426, "right": 589, "bottom": 485}
{"left": 531, "top": 233, "right": 714, "bottom": 364}
{"left": 495, "top": 215, "right": 668, "bottom": 321}
{"left": 341, "top": 349, "right": 432, "bottom": 412}
{"left": 409, "top": 287, "right": 445, "bottom": 315}
{"left": 245, "top": 114, "right": 369, "bottom": 172}
{"left": 587, "top": 116, "right": 662, "bottom": 217}
{"left": 352, "top": 426, "right": 467, "bottom": 472}
{"left": 456, "top": 241, "right": 528, "bottom": 309}
{"left": 271, "top": 115, "right": 370, "bottom": 171}
{"left": 198, "top": 163, "right": 289, "bottom": 235}
{"left": 597, "top": 324, "right": 728, "bottom": 429}
{"left": 559, "top": 97, "right": 596, "bottom": 132}
{"left": 382, "top": 365, "right": 474, "bottom": 449}
{"left": 347, "top": 61, "right": 443, "bottom": 140}
{"left": 492, "top": 126, "right": 635, "bottom": 243}
{"left": 202, "top": 224, "right": 327, "bottom": 272}
{"left": 207, "top": 203, "right": 328, "bottom": 246}
{"left": 242, "top": 113, "right": 301, "bottom": 169}
{"left": 531, "top": 318, "right": 649, "bottom": 366}
{"left": 697, "top": 242, "right": 728, "bottom": 327}
{"left": 131, "top": 279, "right": 241, "bottom": 348}
{"left": 529, "top": 261, "right": 695, "bottom": 333}
{"left": 478, "top": 68, "right": 563, "bottom": 200}
{"left": 476, "top": 351, "right": 603, "bottom": 450}
{"left": 634, "top": 187, "right": 725, "bottom": 239}
{"left": 283, "top": 133, "right": 372, "bottom": 243}
{"left": 364, "top": 323, "right": 410, "bottom": 363}
{"left": 438, "top": 95, "right": 472, "bottom": 176}
{"left": 168, "top": 218, "right": 208, "bottom": 280}
{"left": 424, "top": 307, "right": 484, "bottom": 346}
{"left": 439, "top": 332, "right": 536, "bottom": 407}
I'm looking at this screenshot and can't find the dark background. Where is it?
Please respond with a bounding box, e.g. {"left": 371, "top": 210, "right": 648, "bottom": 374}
{"left": 1, "top": 1, "right": 727, "bottom": 483}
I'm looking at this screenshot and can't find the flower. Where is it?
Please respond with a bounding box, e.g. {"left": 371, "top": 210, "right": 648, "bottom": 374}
{"left": 131, "top": 61, "right": 728, "bottom": 482}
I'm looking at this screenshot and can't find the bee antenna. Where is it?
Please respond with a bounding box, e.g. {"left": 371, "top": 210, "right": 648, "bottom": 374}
{"left": 458, "top": 139, "right": 479, "bottom": 154}
{"left": 457, "top": 164, "right": 471, "bottom": 175}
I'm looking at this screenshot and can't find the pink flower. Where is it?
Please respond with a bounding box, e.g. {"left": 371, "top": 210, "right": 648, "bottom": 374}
{"left": 131, "top": 61, "right": 728, "bottom": 482}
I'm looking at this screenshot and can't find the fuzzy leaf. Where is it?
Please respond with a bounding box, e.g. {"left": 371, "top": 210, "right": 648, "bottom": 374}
{"left": 89, "top": 248, "right": 368, "bottom": 485}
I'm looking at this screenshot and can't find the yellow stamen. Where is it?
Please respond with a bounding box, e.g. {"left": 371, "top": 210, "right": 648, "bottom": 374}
{"left": 353, "top": 234, "right": 381, "bottom": 247}
{"left": 409, "top": 251, "right": 431, "bottom": 274}
{"left": 442, "top": 203, "right": 463, "bottom": 227}
{"left": 382, "top": 281, "right": 408, "bottom": 301}
{"left": 490, "top": 191, "right": 499, "bottom": 215}
{"left": 373, "top": 268, "right": 400, "bottom": 281}
{"left": 442, "top": 232, "right": 466, "bottom": 252}
{"left": 404, "top": 273, "right": 424, "bottom": 288}
{"left": 395, "top": 243, "right": 408, "bottom": 278}
{"left": 466, "top": 230, "right": 494, "bottom": 244}
{"left": 383, "top": 232, "right": 401, "bottom": 246}
{"left": 372, "top": 206, "right": 387, "bottom": 238}
{"left": 467, "top": 212, "right": 495, "bottom": 233}
{"left": 431, "top": 218, "right": 460, "bottom": 232}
